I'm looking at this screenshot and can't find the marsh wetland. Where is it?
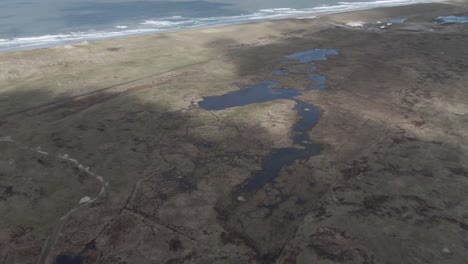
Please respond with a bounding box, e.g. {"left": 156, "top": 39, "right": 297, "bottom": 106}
{"left": 1, "top": 1, "right": 468, "bottom": 263}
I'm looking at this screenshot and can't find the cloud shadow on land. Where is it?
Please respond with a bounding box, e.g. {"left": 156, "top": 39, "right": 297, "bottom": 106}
{"left": 0, "top": 87, "right": 190, "bottom": 263}
{"left": 0, "top": 72, "right": 291, "bottom": 263}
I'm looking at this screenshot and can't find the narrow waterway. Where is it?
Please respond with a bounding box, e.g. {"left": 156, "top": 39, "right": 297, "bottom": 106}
{"left": 199, "top": 49, "right": 338, "bottom": 193}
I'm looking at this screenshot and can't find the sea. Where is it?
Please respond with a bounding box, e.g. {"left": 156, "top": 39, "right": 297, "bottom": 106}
{"left": 0, "top": 0, "right": 437, "bottom": 52}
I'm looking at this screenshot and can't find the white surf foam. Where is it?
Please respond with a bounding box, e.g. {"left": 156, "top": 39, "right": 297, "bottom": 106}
{"left": 0, "top": 0, "right": 440, "bottom": 52}
{"left": 140, "top": 20, "right": 185, "bottom": 27}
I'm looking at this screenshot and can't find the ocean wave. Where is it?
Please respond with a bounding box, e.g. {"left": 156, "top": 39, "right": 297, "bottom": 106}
{"left": 0, "top": 29, "right": 160, "bottom": 50}
{"left": 0, "top": 0, "right": 439, "bottom": 52}
{"left": 259, "top": 8, "right": 299, "bottom": 12}
{"left": 140, "top": 20, "right": 185, "bottom": 26}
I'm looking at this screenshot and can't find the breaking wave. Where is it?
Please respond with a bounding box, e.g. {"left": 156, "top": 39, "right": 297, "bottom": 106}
{"left": 0, "top": 0, "right": 438, "bottom": 52}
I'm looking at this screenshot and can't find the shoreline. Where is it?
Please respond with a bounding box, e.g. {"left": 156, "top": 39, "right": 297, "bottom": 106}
{"left": 0, "top": 0, "right": 445, "bottom": 53}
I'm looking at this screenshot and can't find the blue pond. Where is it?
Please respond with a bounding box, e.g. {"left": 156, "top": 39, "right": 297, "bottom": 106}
{"left": 199, "top": 49, "right": 338, "bottom": 194}
{"left": 239, "top": 101, "right": 321, "bottom": 193}
{"left": 198, "top": 81, "right": 300, "bottom": 111}
{"left": 240, "top": 143, "right": 321, "bottom": 193}
{"left": 292, "top": 100, "right": 322, "bottom": 144}
{"left": 436, "top": 16, "right": 468, "bottom": 24}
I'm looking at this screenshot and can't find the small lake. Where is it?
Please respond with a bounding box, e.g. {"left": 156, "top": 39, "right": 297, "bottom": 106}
{"left": 199, "top": 49, "right": 339, "bottom": 194}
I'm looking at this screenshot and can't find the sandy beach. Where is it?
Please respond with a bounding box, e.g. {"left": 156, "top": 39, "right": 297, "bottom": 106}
{"left": 1, "top": 1, "right": 468, "bottom": 263}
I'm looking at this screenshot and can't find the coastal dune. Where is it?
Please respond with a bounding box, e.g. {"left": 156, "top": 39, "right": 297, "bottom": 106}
{"left": 1, "top": 1, "right": 468, "bottom": 263}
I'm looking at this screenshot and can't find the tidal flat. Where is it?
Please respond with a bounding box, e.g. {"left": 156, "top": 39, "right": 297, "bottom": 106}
{"left": 1, "top": 1, "right": 468, "bottom": 263}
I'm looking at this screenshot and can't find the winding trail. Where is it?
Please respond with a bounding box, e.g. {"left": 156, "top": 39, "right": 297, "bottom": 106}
{"left": 0, "top": 136, "right": 108, "bottom": 264}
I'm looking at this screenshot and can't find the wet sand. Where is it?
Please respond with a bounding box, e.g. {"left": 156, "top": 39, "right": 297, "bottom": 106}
{"left": 1, "top": 1, "right": 468, "bottom": 263}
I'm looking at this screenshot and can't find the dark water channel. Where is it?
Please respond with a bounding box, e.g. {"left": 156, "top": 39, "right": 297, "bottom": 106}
{"left": 199, "top": 49, "right": 339, "bottom": 194}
